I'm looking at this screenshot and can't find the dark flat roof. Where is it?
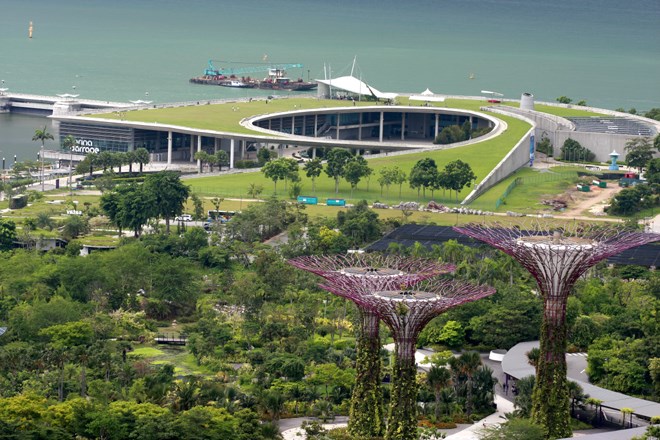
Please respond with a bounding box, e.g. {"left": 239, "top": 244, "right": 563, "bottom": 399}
{"left": 366, "top": 224, "right": 659, "bottom": 267}
{"left": 558, "top": 427, "right": 650, "bottom": 440}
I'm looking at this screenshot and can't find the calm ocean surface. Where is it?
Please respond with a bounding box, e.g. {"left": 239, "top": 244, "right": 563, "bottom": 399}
{"left": 1, "top": 0, "right": 659, "bottom": 159}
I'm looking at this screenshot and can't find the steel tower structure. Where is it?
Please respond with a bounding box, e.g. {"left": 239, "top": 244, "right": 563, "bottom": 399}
{"left": 288, "top": 254, "right": 453, "bottom": 438}
{"left": 454, "top": 223, "right": 660, "bottom": 438}
{"left": 320, "top": 275, "right": 495, "bottom": 440}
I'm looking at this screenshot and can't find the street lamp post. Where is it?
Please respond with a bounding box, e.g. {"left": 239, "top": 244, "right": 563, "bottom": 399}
{"left": 40, "top": 146, "right": 44, "bottom": 191}
{"left": 69, "top": 146, "right": 73, "bottom": 197}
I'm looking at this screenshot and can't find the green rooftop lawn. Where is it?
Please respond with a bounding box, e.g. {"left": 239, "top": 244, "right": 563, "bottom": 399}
{"left": 184, "top": 110, "right": 531, "bottom": 205}
{"left": 502, "top": 101, "right": 606, "bottom": 118}
{"left": 91, "top": 98, "right": 364, "bottom": 135}
{"left": 89, "top": 96, "right": 605, "bottom": 209}
{"left": 91, "top": 96, "right": 530, "bottom": 135}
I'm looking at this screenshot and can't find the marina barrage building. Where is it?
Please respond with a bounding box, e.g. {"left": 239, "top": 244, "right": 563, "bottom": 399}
{"left": 2, "top": 78, "right": 658, "bottom": 203}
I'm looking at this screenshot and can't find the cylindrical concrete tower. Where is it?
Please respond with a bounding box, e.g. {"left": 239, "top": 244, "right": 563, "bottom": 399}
{"left": 520, "top": 92, "right": 535, "bottom": 111}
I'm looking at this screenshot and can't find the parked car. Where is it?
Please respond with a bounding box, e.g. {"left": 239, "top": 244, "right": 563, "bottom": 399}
{"left": 175, "top": 214, "right": 193, "bottom": 222}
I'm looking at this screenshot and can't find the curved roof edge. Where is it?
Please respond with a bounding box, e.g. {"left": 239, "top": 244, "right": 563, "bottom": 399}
{"left": 503, "top": 341, "right": 660, "bottom": 420}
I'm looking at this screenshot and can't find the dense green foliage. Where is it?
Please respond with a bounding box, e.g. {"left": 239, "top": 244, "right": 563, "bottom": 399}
{"left": 625, "top": 138, "right": 656, "bottom": 172}
{"left": 560, "top": 139, "right": 595, "bottom": 162}
{"left": 607, "top": 183, "right": 659, "bottom": 216}
{"left": 0, "top": 178, "right": 657, "bottom": 440}
{"left": 536, "top": 136, "right": 553, "bottom": 157}
{"left": 348, "top": 311, "right": 384, "bottom": 438}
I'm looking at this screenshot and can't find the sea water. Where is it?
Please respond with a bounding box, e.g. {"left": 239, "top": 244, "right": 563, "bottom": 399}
{"left": 1, "top": 0, "right": 658, "bottom": 158}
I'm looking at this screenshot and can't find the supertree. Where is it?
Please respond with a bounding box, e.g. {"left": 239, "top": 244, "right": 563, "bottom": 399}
{"left": 319, "top": 275, "right": 496, "bottom": 440}
{"left": 453, "top": 223, "right": 660, "bottom": 439}
{"left": 288, "top": 254, "right": 454, "bottom": 438}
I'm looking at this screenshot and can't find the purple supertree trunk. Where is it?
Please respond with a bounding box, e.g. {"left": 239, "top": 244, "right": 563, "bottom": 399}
{"left": 453, "top": 223, "right": 660, "bottom": 439}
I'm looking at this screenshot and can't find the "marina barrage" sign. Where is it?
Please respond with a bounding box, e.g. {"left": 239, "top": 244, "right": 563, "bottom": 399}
{"left": 72, "top": 139, "right": 100, "bottom": 154}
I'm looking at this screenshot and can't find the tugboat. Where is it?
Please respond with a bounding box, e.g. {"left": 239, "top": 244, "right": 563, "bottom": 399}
{"left": 256, "top": 68, "right": 317, "bottom": 91}
{"left": 189, "top": 59, "right": 316, "bottom": 91}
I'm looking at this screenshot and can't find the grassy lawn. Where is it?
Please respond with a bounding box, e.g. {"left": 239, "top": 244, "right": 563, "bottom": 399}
{"left": 531, "top": 104, "right": 606, "bottom": 118}
{"left": 470, "top": 166, "right": 585, "bottom": 213}
{"left": 503, "top": 101, "right": 606, "bottom": 118}
{"left": 194, "top": 197, "right": 595, "bottom": 228}
{"left": 91, "top": 98, "right": 367, "bottom": 135}
{"left": 129, "top": 345, "right": 214, "bottom": 376}
{"left": 92, "top": 96, "right": 605, "bottom": 136}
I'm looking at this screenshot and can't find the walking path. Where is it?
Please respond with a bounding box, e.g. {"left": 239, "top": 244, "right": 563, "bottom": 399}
{"left": 443, "top": 395, "right": 514, "bottom": 440}
{"left": 279, "top": 396, "right": 515, "bottom": 440}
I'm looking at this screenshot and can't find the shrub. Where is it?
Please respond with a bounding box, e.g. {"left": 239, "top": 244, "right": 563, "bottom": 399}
{"left": 536, "top": 137, "right": 553, "bottom": 156}
{"left": 434, "top": 125, "right": 467, "bottom": 145}
{"left": 560, "top": 139, "right": 595, "bottom": 162}
{"left": 234, "top": 160, "right": 259, "bottom": 169}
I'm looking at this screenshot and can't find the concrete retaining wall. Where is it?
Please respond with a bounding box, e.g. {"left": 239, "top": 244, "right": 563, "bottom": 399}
{"left": 493, "top": 105, "right": 660, "bottom": 162}
{"left": 553, "top": 131, "right": 660, "bottom": 162}
{"left": 462, "top": 109, "right": 535, "bottom": 205}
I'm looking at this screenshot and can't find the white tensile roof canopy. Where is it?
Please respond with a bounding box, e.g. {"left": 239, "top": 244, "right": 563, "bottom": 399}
{"left": 316, "top": 75, "right": 398, "bottom": 100}
{"left": 410, "top": 88, "right": 445, "bottom": 103}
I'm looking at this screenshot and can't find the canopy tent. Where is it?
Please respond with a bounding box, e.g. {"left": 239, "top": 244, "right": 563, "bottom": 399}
{"left": 316, "top": 75, "right": 398, "bottom": 100}
{"left": 409, "top": 88, "right": 445, "bottom": 103}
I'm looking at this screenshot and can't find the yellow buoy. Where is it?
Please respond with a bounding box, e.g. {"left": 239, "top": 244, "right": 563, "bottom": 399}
{"left": 28, "top": 21, "right": 33, "bottom": 39}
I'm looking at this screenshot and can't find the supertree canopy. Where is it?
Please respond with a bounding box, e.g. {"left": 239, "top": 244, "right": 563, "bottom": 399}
{"left": 319, "top": 276, "right": 496, "bottom": 440}
{"left": 288, "top": 254, "right": 454, "bottom": 439}
{"left": 453, "top": 223, "right": 660, "bottom": 439}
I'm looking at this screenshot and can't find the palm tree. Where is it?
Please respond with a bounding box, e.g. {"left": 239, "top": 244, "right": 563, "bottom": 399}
{"left": 32, "top": 125, "right": 54, "bottom": 190}
{"left": 458, "top": 351, "right": 481, "bottom": 416}
{"left": 427, "top": 365, "right": 452, "bottom": 419}
{"left": 61, "top": 135, "right": 77, "bottom": 196}
{"left": 620, "top": 407, "right": 633, "bottom": 428}
{"left": 260, "top": 390, "right": 285, "bottom": 421}
{"left": 513, "top": 376, "right": 535, "bottom": 418}
{"left": 585, "top": 397, "right": 604, "bottom": 424}
{"left": 526, "top": 347, "right": 540, "bottom": 372}
{"left": 472, "top": 365, "right": 496, "bottom": 413}
{"left": 173, "top": 377, "right": 201, "bottom": 411}
{"left": 439, "top": 388, "right": 456, "bottom": 416}
{"left": 567, "top": 381, "right": 588, "bottom": 417}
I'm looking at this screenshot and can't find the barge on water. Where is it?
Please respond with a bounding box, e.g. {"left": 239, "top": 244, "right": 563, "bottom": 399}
{"left": 189, "top": 59, "right": 317, "bottom": 91}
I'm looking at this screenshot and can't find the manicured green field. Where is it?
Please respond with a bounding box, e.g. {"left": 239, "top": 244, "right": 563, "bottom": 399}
{"left": 92, "top": 96, "right": 538, "bottom": 135}
{"left": 92, "top": 98, "right": 369, "bottom": 135}
{"left": 531, "top": 104, "right": 605, "bottom": 118}
{"left": 502, "top": 102, "right": 606, "bottom": 117}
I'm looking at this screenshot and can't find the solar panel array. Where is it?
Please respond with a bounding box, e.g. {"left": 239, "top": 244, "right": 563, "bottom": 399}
{"left": 568, "top": 117, "right": 656, "bottom": 136}
{"left": 366, "top": 224, "right": 659, "bottom": 267}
